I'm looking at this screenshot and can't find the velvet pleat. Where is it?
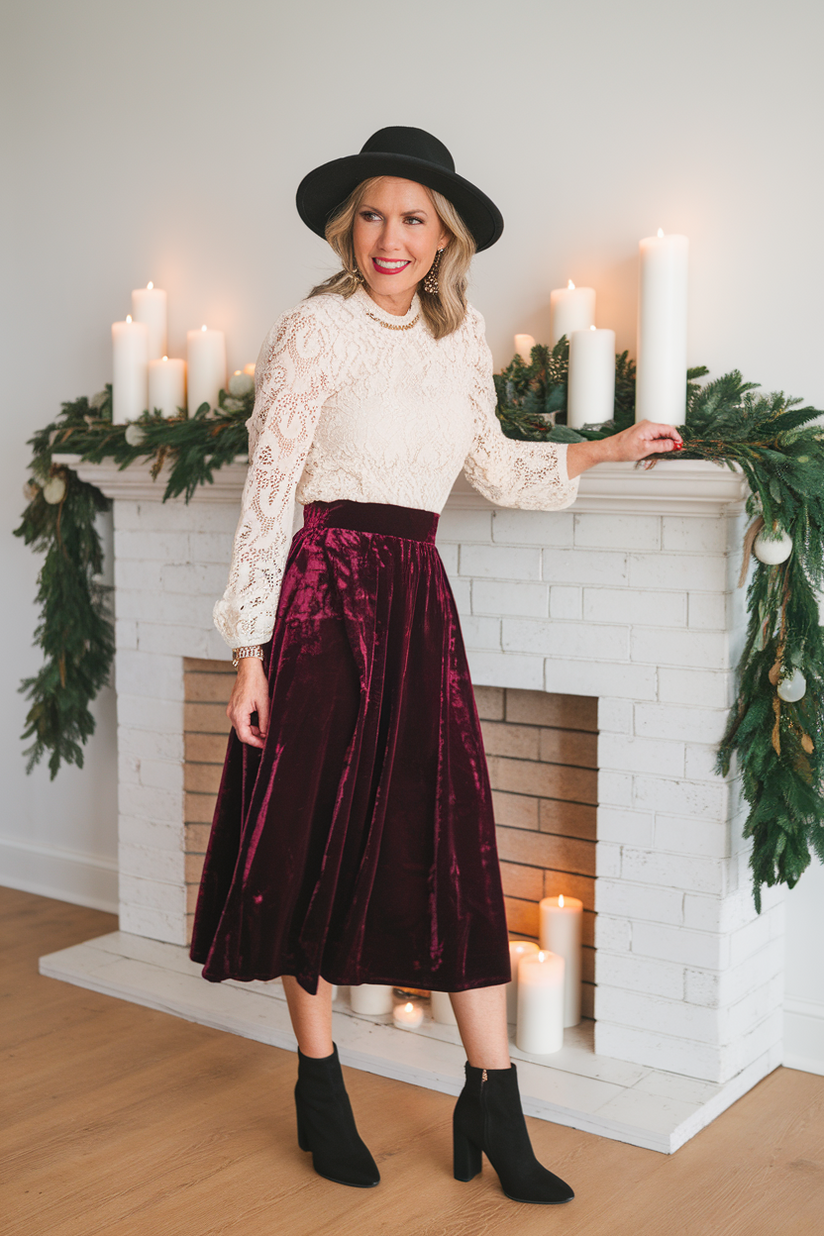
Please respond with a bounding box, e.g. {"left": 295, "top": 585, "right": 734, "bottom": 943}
{"left": 190, "top": 499, "right": 511, "bottom": 995}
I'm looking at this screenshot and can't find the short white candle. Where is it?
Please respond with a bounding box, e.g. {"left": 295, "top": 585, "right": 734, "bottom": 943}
{"left": 348, "top": 984, "right": 394, "bottom": 1015}
{"left": 635, "top": 229, "right": 689, "bottom": 426}
{"left": 539, "top": 895, "right": 583, "bottom": 1027}
{"left": 131, "top": 282, "right": 167, "bottom": 360}
{"left": 516, "top": 950, "right": 565, "bottom": 1054}
{"left": 187, "top": 324, "right": 226, "bottom": 415}
{"left": 514, "top": 333, "right": 536, "bottom": 363}
{"left": 111, "top": 315, "right": 149, "bottom": 424}
{"left": 393, "top": 1000, "right": 424, "bottom": 1030}
{"left": 506, "top": 940, "right": 540, "bottom": 1023}
{"left": 430, "top": 989, "right": 457, "bottom": 1025}
{"left": 148, "top": 356, "right": 186, "bottom": 417}
{"left": 568, "top": 327, "right": 616, "bottom": 428}
{"left": 549, "top": 281, "right": 596, "bottom": 347}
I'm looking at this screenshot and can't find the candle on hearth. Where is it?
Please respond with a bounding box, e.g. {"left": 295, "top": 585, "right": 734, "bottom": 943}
{"left": 349, "top": 984, "right": 394, "bottom": 1015}
{"left": 506, "top": 940, "right": 540, "bottom": 1023}
{"left": 111, "top": 315, "right": 149, "bottom": 424}
{"left": 635, "top": 229, "right": 689, "bottom": 426}
{"left": 539, "top": 895, "right": 583, "bottom": 1027}
{"left": 516, "top": 950, "right": 565, "bottom": 1054}
{"left": 549, "top": 281, "right": 596, "bottom": 347}
{"left": 393, "top": 1000, "right": 424, "bottom": 1030}
{"left": 187, "top": 324, "right": 226, "bottom": 415}
{"left": 430, "top": 989, "right": 458, "bottom": 1025}
{"left": 568, "top": 327, "right": 616, "bottom": 428}
{"left": 131, "top": 282, "right": 167, "bottom": 360}
{"left": 148, "top": 356, "right": 187, "bottom": 417}
{"left": 514, "top": 334, "right": 536, "bottom": 363}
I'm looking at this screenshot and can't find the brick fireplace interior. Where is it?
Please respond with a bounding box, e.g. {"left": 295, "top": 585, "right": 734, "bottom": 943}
{"left": 183, "top": 659, "right": 597, "bottom": 1018}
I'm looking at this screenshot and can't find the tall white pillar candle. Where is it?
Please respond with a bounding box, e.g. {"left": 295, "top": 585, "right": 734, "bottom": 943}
{"left": 148, "top": 356, "right": 187, "bottom": 417}
{"left": 549, "top": 281, "right": 596, "bottom": 346}
{"left": 539, "top": 895, "right": 583, "bottom": 1027}
{"left": 568, "top": 327, "right": 616, "bottom": 428}
{"left": 506, "top": 940, "right": 540, "bottom": 1023}
{"left": 348, "top": 984, "right": 394, "bottom": 1015}
{"left": 131, "top": 282, "right": 167, "bottom": 360}
{"left": 187, "top": 325, "right": 226, "bottom": 415}
{"left": 515, "top": 951, "right": 565, "bottom": 1054}
{"left": 514, "top": 334, "right": 536, "bottom": 363}
{"left": 430, "top": 989, "right": 458, "bottom": 1025}
{"left": 635, "top": 230, "right": 689, "bottom": 426}
{"left": 111, "top": 316, "right": 149, "bottom": 424}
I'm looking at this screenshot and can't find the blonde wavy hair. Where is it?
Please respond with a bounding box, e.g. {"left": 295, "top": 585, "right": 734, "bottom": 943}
{"left": 308, "top": 176, "right": 476, "bottom": 340}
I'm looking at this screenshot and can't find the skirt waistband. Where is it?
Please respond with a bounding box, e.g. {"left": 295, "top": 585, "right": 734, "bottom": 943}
{"left": 302, "top": 500, "right": 439, "bottom": 544}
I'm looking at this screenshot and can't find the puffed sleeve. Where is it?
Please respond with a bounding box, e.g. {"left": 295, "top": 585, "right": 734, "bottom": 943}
{"left": 462, "top": 308, "right": 580, "bottom": 510}
{"left": 213, "top": 302, "right": 333, "bottom": 648}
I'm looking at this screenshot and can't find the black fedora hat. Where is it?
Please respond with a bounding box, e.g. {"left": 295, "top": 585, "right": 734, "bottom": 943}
{"left": 296, "top": 126, "right": 504, "bottom": 253}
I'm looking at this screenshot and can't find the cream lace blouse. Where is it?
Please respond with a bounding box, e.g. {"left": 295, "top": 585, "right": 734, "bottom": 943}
{"left": 214, "top": 287, "right": 579, "bottom": 648}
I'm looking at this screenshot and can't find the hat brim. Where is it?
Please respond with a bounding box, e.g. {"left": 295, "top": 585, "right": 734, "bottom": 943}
{"left": 296, "top": 152, "right": 504, "bottom": 253}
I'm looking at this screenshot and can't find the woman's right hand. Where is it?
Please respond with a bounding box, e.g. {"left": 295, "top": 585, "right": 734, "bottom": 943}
{"left": 227, "top": 658, "right": 270, "bottom": 749}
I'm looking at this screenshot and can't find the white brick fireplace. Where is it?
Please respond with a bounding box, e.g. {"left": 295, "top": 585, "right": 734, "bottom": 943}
{"left": 41, "top": 452, "right": 783, "bottom": 1152}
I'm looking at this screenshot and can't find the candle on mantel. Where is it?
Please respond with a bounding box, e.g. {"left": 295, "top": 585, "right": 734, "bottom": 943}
{"left": 549, "top": 281, "right": 596, "bottom": 346}
{"left": 567, "top": 326, "right": 616, "bottom": 428}
{"left": 111, "top": 314, "right": 148, "bottom": 424}
{"left": 131, "top": 282, "right": 167, "bottom": 360}
{"left": 506, "top": 940, "right": 540, "bottom": 1023}
{"left": 430, "top": 989, "right": 457, "bottom": 1025}
{"left": 187, "top": 324, "right": 226, "bottom": 415}
{"left": 349, "top": 984, "right": 394, "bottom": 1015}
{"left": 148, "top": 356, "right": 186, "bottom": 417}
{"left": 393, "top": 1000, "right": 424, "bottom": 1030}
{"left": 635, "top": 229, "right": 689, "bottom": 426}
{"left": 540, "top": 894, "right": 583, "bottom": 1027}
{"left": 514, "top": 333, "right": 536, "bottom": 363}
{"left": 516, "top": 950, "right": 565, "bottom": 1054}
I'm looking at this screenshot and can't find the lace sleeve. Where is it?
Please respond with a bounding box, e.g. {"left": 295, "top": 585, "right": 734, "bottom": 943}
{"left": 462, "top": 309, "right": 580, "bottom": 511}
{"left": 213, "top": 303, "right": 333, "bottom": 648}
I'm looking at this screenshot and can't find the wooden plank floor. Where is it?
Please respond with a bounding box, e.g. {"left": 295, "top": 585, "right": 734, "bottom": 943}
{"left": 2, "top": 887, "right": 823, "bottom": 1236}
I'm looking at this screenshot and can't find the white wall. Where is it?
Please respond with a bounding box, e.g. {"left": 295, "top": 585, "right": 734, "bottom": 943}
{"left": 2, "top": 0, "right": 822, "bottom": 1064}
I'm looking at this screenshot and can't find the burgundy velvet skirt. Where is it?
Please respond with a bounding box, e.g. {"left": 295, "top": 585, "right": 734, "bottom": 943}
{"left": 189, "top": 499, "right": 511, "bottom": 995}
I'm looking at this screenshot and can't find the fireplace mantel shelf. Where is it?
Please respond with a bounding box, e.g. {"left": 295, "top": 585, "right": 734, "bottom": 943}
{"left": 54, "top": 454, "right": 748, "bottom": 515}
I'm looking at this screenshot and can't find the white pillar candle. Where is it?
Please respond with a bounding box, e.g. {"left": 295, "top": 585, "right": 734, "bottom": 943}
{"left": 514, "top": 334, "right": 536, "bottom": 363}
{"left": 111, "top": 315, "right": 149, "bottom": 424}
{"left": 568, "top": 327, "right": 616, "bottom": 428}
{"left": 148, "top": 356, "right": 187, "bottom": 417}
{"left": 515, "top": 950, "right": 565, "bottom": 1054}
{"left": 187, "top": 324, "right": 226, "bottom": 415}
{"left": 131, "top": 282, "right": 167, "bottom": 360}
{"left": 506, "top": 940, "right": 540, "bottom": 1023}
{"left": 549, "top": 281, "right": 596, "bottom": 347}
{"left": 539, "top": 895, "right": 583, "bottom": 1027}
{"left": 430, "top": 989, "right": 458, "bottom": 1025}
{"left": 348, "top": 984, "right": 394, "bottom": 1015}
{"left": 392, "top": 1000, "right": 424, "bottom": 1030}
{"left": 635, "top": 230, "right": 689, "bottom": 426}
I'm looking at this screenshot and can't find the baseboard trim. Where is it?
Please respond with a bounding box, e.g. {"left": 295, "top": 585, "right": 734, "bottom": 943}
{"left": 783, "top": 997, "right": 824, "bottom": 1077}
{"left": 0, "top": 835, "right": 118, "bottom": 914}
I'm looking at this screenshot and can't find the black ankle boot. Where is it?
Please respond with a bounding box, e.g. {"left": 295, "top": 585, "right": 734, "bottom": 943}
{"left": 453, "top": 1062, "right": 574, "bottom": 1204}
{"left": 294, "top": 1045, "right": 380, "bottom": 1188}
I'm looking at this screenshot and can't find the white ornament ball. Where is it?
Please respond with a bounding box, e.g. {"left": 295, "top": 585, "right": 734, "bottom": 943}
{"left": 777, "top": 668, "right": 807, "bottom": 703}
{"left": 124, "top": 423, "right": 146, "bottom": 447}
{"left": 228, "top": 370, "right": 255, "bottom": 397}
{"left": 42, "top": 475, "right": 67, "bottom": 505}
{"left": 753, "top": 529, "right": 793, "bottom": 565}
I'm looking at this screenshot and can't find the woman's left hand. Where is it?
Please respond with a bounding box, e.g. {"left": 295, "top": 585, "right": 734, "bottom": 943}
{"left": 566, "top": 421, "right": 683, "bottom": 478}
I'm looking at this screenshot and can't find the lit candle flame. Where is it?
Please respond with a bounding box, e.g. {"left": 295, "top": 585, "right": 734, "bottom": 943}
{"left": 405, "top": 1002, "right": 413, "bottom": 1012}
{"left": 234, "top": 369, "right": 242, "bottom": 376}
{"left": 126, "top": 314, "right": 132, "bottom": 324}
{"left": 567, "top": 280, "right": 575, "bottom": 290}
{"left": 147, "top": 281, "right": 154, "bottom": 290}
{"left": 559, "top": 894, "right": 565, "bottom": 908}
{"left": 538, "top": 950, "right": 546, "bottom": 961}
{"left": 201, "top": 324, "right": 208, "bottom": 332}
{"left": 162, "top": 355, "right": 168, "bottom": 362}
{"left": 657, "top": 228, "right": 665, "bottom": 238}
{"left": 590, "top": 325, "right": 596, "bottom": 331}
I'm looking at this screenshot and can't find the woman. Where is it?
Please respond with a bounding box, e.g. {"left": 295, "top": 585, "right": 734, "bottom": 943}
{"left": 190, "top": 126, "right": 682, "bottom": 1203}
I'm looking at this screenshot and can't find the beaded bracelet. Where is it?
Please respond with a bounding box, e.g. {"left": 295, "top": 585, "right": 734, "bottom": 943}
{"left": 232, "top": 646, "right": 264, "bottom": 668}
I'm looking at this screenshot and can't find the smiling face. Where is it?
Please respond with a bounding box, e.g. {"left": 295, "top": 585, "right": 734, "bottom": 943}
{"left": 352, "top": 177, "right": 450, "bottom": 315}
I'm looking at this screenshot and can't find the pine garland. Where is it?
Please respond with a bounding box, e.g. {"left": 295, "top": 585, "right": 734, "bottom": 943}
{"left": 16, "top": 352, "right": 824, "bottom": 907}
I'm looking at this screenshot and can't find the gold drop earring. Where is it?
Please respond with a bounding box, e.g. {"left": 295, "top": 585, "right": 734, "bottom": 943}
{"left": 423, "top": 248, "right": 444, "bottom": 295}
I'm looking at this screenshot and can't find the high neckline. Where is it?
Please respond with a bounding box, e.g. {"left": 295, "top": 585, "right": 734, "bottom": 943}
{"left": 355, "top": 286, "right": 421, "bottom": 328}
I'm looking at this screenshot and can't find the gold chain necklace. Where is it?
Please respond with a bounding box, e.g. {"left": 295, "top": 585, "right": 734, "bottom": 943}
{"left": 364, "top": 307, "right": 420, "bottom": 331}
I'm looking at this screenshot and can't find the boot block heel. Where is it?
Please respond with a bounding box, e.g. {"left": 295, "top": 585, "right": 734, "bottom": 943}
{"left": 453, "top": 1125, "right": 483, "bottom": 1182}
